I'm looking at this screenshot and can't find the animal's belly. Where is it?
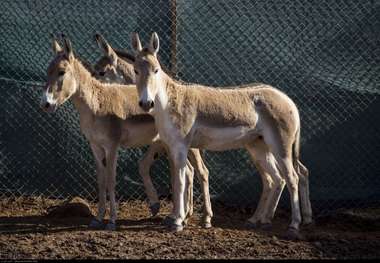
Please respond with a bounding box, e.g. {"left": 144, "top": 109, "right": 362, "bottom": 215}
{"left": 119, "top": 120, "right": 158, "bottom": 148}
{"left": 191, "top": 125, "right": 259, "bottom": 151}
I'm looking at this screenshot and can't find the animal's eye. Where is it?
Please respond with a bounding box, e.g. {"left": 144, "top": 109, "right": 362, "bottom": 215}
{"left": 154, "top": 68, "right": 159, "bottom": 74}
{"left": 134, "top": 69, "right": 139, "bottom": 75}
{"left": 58, "top": 71, "right": 65, "bottom": 76}
{"left": 99, "top": 71, "right": 105, "bottom": 76}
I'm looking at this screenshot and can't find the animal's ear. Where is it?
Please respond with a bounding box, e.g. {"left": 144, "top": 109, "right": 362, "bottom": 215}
{"left": 95, "top": 33, "right": 117, "bottom": 66}
{"left": 149, "top": 32, "right": 159, "bottom": 56}
{"left": 131, "top": 32, "right": 142, "bottom": 53}
{"left": 61, "top": 34, "right": 74, "bottom": 62}
{"left": 114, "top": 49, "right": 135, "bottom": 64}
{"left": 51, "top": 34, "right": 63, "bottom": 54}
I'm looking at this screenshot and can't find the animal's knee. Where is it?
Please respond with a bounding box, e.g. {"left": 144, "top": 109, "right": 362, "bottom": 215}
{"left": 286, "top": 176, "right": 299, "bottom": 192}
{"left": 271, "top": 174, "right": 285, "bottom": 188}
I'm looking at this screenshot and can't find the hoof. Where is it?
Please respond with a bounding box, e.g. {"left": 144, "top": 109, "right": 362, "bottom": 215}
{"left": 260, "top": 223, "right": 273, "bottom": 231}
{"left": 162, "top": 216, "right": 176, "bottom": 226}
{"left": 88, "top": 218, "right": 104, "bottom": 229}
{"left": 202, "top": 222, "right": 212, "bottom": 229}
{"left": 303, "top": 219, "right": 315, "bottom": 227}
{"left": 169, "top": 223, "right": 184, "bottom": 232}
{"left": 149, "top": 202, "right": 160, "bottom": 217}
{"left": 284, "top": 227, "right": 302, "bottom": 240}
{"left": 105, "top": 222, "right": 117, "bottom": 231}
{"left": 245, "top": 221, "right": 260, "bottom": 229}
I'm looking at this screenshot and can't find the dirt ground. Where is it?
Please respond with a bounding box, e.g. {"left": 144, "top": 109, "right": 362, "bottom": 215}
{"left": 0, "top": 197, "right": 379, "bottom": 260}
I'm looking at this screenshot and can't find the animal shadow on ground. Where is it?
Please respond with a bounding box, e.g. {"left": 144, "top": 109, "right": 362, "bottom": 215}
{"left": 0, "top": 215, "right": 169, "bottom": 235}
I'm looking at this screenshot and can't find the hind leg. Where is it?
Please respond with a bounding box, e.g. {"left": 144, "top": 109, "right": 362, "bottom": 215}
{"left": 246, "top": 158, "right": 273, "bottom": 227}
{"left": 188, "top": 148, "right": 213, "bottom": 228}
{"left": 275, "top": 155, "right": 302, "bottom": 237}
{"left": 104, "top": 145, "right": 119, "bottom": 231}
{"left": 246, "top": 143, "right": 284, "bottom": 228}
{"left": 88, "top": 143, "right": 107, "bottom": 229}
{"left": 297, "top": 160, "right": 313, "bottom": 224}
{"left": 261, "top": 156, "right": 286, "bottom": 224}
{"left": 138, "top": 142, "right": 165, "bottom": 216}
{"left": 183, "top": 160, "right": 194, "bottom": 226}
{"left": 261, "top": 127, "right": 302, "bottom": 239}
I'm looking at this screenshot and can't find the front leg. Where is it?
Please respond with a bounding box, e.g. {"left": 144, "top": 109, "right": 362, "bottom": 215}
{"left": 168, "top": 145, "right": 189, "bottom": 232}
{"left": 104, "top": 146, "right": 119, "bottom": 231}
{"left": 163, "top": 160, "right": 194, "bottom": 227}
{"left": 188, "top": 148, "right": 213, "bottom": 228}
{"left": 88, "top": 143, "right": 107, "bottom": 229}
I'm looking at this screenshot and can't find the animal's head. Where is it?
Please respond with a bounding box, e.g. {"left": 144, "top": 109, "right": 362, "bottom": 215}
{"left": 40, "top": 35, "right": 79, "bottom": 113}
{"left": 130, "top": 32, "right": 162, "bottom": 112}
{"left": 94, "top": 34, "right": 135, "bottom": 84}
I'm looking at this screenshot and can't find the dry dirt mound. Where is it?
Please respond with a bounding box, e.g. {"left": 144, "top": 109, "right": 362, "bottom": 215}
{"left": 46, "top": 197, "right": 93, "bottom": 218}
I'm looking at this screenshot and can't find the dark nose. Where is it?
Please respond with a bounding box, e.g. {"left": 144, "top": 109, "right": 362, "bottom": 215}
{"left": 139, "top": 100, "right": 154, "bottom": 112}
{"left": 44, "top": 102, "right": 50, "bottom": 109}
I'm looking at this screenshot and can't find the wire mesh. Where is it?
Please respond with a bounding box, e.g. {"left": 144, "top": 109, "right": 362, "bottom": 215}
{"left": 1, "top": 0, "right": 379, "bottom": 214}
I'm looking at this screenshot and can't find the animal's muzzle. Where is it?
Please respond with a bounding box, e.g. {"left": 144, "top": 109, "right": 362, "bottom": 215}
{"left": 139, "top": 100, "right": 154, "bottom": 112}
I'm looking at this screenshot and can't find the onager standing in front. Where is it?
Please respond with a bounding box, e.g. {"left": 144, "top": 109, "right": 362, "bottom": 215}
{"left": 128, "top": 32, "right": 312, "bottom": 239}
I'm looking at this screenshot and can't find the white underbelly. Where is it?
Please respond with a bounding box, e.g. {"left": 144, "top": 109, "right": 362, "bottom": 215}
{"left": 191, "top": 125, "right": 259, "bottom": 151}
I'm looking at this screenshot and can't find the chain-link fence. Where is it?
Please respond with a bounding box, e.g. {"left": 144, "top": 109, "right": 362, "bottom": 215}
{"left": 1, "top": 0, "right": 380, "bottom": 214}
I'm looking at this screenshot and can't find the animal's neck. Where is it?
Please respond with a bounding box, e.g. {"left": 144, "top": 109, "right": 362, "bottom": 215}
{"left": 71, "top": 58, "right": 129, "bottom": 119}
{"left": 155, "top": 71, "right": 173, "bottom": 112}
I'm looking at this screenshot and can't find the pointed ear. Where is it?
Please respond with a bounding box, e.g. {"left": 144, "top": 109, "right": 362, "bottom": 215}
{"left": 95, "top": 33, "right": 117, "bottom": 66}
{"left": 61, "top": 34, "right": 74, "bottom": 62}
{"left": 51, "top": 34, "right": 63, "bottom": 54}
{"left": 114, "top": 49, "right": 135, "bottom": 64}
{"left": 149, "top": 32, "right": 160, "bottom": 56}
{"left": 131, "top": 32, "right": 142, "bottom": 53}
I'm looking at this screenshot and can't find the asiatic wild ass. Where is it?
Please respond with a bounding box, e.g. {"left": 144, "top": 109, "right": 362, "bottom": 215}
{"left": 91, "top": 34, "right": 300, "bottom": 230}
{"left": 40, "top": 35, "right": 209, "bottom": 230}
{"left": 127, "top": 32, "right": 312, "bottom": 238}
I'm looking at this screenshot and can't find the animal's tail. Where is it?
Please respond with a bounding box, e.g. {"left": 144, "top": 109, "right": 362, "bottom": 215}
{"left": 292, "top": 126, "right": 301, "bottom": 174}
{"left": 293, "top": 125, "right": 313, "bottom": 224}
